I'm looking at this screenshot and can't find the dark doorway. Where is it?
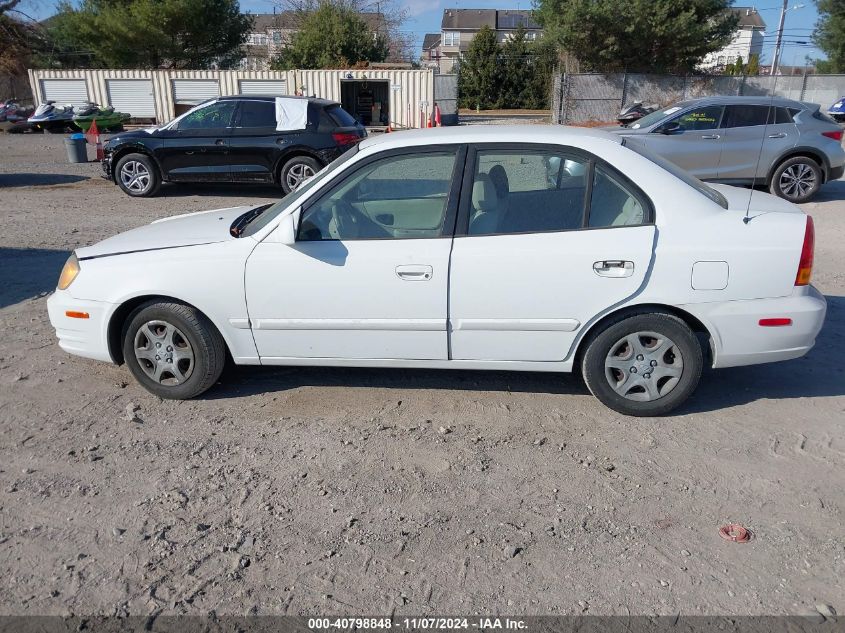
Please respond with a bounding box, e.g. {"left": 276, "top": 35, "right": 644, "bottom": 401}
{"left": 340, "top": 79, "right": 389, "bottom": 127}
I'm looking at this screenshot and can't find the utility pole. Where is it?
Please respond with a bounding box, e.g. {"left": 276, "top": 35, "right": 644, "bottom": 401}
{"left": 770, "top": 0, "right": 788, "bottom": 76}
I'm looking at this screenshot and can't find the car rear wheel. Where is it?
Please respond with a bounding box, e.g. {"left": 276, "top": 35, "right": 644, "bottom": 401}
{"left": 115, "top": 153, "right": 161, "bottom": 197}
{"left": 122, "top": 301, "right": 226, "bottom": 399}
{"left": 770, "top": 156, "right": 822, "bottom": 203}
{"left": 581, "top": 313, "right": 703, "bottom": 417}
{"left": 280, "top": 155, "right": 321, "bottom": 194}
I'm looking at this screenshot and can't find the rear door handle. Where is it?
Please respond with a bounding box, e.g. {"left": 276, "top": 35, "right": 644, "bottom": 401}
{"left": 215, "top": 139, "right": 226, "bottom": 146}
{"left": 593, "top": 260, "right": 634, "bottom": 278}
{"left": 396, "top": 264, "right": 433, "bottom": 281}
{"left": 768, "top": 132, "right": 787, "bottom": 138}
{"left": 700, "top": 134, "right": 720, "bottom": 140}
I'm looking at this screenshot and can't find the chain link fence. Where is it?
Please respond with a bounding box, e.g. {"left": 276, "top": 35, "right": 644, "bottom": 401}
{"left": 551, "top": 72, "right": 845, "bottom": 125}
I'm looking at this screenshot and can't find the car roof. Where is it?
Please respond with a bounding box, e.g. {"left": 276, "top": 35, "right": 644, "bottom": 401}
{"left": 215, "top": 95, "right": 338, "bottom": 107}
{"left": 359, "top": 124, "right": 624, "bottom": 151}
{"left": 680, "top": 95, "right": 811, "bottom": 108}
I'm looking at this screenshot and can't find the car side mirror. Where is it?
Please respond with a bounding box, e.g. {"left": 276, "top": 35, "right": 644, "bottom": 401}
{"left": 276, "top": 208, "right": 301, "bottom": 245}
{"left": 659, "top": 121, "right": 681, "bottom": 135}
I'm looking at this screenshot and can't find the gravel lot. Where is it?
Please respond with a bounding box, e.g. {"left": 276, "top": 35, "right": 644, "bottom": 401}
{"left": 0, "top": 133, "right": 843, "bottom": 618}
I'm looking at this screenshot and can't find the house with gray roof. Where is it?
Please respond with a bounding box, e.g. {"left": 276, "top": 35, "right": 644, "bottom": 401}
{"left": 700, "top": 7, "right": 766, "bottom": 71}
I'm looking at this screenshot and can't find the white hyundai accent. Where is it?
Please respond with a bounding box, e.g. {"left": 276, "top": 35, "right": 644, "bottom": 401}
{"left": 48, "top": 126, "right": 826, "bottom": 416}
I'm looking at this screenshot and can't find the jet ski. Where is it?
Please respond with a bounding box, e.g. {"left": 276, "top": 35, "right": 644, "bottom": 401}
{"left": 72, "top": 102, "right": 131, "bottom": 132}
{"left": 827, "top": 97, "right": 845, "bottom": 123}
{"left": 0, "top": 99, "right": 34, "bottom": 132}
{"left": 28, "top": 101, "right": 76, "bottom": 133}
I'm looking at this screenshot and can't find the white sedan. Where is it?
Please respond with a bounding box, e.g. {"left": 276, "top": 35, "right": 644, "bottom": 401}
{"left": 48, "top": 126, "right": 826, "bottom": 416}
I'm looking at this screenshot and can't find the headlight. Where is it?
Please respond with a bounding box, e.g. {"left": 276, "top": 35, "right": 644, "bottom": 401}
{"left": 58, "top": 253, "right": 80, "bottom": 290}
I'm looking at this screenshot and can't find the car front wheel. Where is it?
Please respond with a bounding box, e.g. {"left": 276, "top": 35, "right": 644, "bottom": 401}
{"left": 115, "top": 153, "right": 161, "bottom": 197}
{"left": 122, "top": 301, "right": 226, "bottom": 399}
{"left": 581, "top": 313, "right": 703, "bottom": 417}
{"left": 280, "top": 155, "right": 321, "bottom": 194}
{"left": 770, "top": 156, "right": 822, "bottom": 203}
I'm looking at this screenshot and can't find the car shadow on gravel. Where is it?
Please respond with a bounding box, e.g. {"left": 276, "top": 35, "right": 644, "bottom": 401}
{"left": 0, "top": 173, "right": 89, "bottom": 187}
{"left": 208, "top": 296, "right": 845, "bottom": 411}
{"left": 0, "top": 247, "right": 68, "bottom": 309}
{"left": 157, "top": 183, "right": 284, "bottom": 199}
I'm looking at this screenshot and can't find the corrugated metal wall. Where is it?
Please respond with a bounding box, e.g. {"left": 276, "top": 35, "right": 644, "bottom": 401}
{"left": 27, "top": 68, "right": 432, "bottom": 127}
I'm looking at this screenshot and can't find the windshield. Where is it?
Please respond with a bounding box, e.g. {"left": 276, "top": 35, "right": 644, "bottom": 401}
{"left": 240, "top": 144, "right": 360, "bottom": 237}
{"left": 630, "top": 103, "right": 689, "bottom": 129}
{"left": 622, "top": 137, "right": 728, "bottom": 209}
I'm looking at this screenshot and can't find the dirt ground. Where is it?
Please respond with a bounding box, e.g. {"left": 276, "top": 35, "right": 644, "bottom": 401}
{"left": 0, "top": 133, "right": 843, "bottom": 619}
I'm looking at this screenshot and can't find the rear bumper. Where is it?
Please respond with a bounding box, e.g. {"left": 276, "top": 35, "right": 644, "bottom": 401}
{"left": 47, "top": 291, "right": 115, "bottom": 363}
{"left": 681, "top": 286, "right": 827, "bottom": 368}
{"left": 828, "top": 164, "right": 844, "bottom": 181}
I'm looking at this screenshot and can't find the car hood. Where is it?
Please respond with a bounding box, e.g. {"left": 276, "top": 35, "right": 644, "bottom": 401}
{"left": 76, "top": 206, "right": 254, "bottom": 259}
{"left": 709, "top": 183, "right": 803, "bottom": 215}
{"left": 106, "top": 127, "right": 161, "bottom": 143}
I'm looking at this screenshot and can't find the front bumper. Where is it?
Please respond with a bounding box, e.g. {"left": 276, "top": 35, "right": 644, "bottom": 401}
{"left": 682, "top": 285, "right": 827, "bottom": 368}
{"left": 101, "top": 151, "right": 114, "bottom": 180}
{"left": 47, "top": 291, "right": 115, "bottom": 363}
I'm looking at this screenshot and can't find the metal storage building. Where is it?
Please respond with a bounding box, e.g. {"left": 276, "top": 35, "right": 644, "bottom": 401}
{"left": 28, "top": 68, "right": 435, "bottom": 129}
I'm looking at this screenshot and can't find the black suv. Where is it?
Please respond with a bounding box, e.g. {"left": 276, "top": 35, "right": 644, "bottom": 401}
{"left": 102, "top": 96, "right": 365, "bottom": 197}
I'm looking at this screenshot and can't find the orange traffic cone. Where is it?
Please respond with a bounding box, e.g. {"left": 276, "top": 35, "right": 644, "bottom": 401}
{"left": 86, "top": 120, "right": 104, "bottom": 161}
{"left": 434, "top": 103, "right": 442, "bottom": 127}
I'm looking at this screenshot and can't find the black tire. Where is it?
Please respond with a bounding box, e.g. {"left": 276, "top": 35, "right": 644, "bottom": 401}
{"left": 122, "top": 301, "right": 226, "bottom": 399}
{"left": 769, "top": 156, "right": 822, "bottom": 203}
{"left": 279, "top": 155, "right": 321, "bottom": 194}
{"left": 581, "top": 313, "right": 703, "bottom": 417}
{"left": 114, "top": 152, "right": 161, "bottom": 197}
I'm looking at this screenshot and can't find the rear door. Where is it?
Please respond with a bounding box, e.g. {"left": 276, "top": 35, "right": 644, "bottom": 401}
{"left": 718, "top": 104, "right": 794, "bottom": 181}
{"left": 448, "top": 145, "right": 656, "bottom": 362}
{"left": 228, "top": 98, "right": 280, "bottom": 183}
{"left": 158, "top": 100, "right": 236, "bottom": 182}
{"left": 642, "top": 104, "right": 725, "bottom": 179}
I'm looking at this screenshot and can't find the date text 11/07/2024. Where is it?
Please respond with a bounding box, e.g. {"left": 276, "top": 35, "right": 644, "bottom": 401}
{"left": 307, "top": 617, "right": 528, "bottom": 630}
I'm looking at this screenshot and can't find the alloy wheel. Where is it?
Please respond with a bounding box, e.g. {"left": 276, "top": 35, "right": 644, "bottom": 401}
{"left": 133, "top": 320, "right": 194, "bottom": 386}
{"left": 285, "top": 163, "right": 315, "bottom": 191}
{"left": 604, "top": 331, "right": 684, "bottom": 402}
{"left": 779, "top": 162, "right": 817, "bottom": 199}
{"left": 120, "top": 160, "right": 151, "bottom": 194}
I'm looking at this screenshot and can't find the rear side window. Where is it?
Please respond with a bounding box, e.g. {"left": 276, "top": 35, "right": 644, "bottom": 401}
{"left": 236, "top": 100, "right": 276, "bottom": 128}
{"left": 589, "top": 167, "right": 646, "bottom": 228}
{"left": 327, "top": 105, "right": 358, "bottom": 127}
{"left": 724, "top": 105, "right": 769, "bottom": 128}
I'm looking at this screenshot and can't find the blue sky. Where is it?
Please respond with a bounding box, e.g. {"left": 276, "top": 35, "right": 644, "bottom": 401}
{"left": 21, "top": 0, "right": 825, "bottom": 66}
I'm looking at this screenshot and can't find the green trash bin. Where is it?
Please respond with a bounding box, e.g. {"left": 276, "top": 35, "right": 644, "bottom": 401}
{"left": 65, "top": 133, "right": 88, "bottom": 164}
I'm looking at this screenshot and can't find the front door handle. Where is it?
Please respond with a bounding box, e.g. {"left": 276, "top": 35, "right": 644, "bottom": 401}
{"left": 593, "top": 260, "right": 634, "bottom": 278}
{"left": 768, "top": 132, "right": 787, "bottom": 139}
{"left": 215, "top": 139, "right": 226, "bottom": 146}
{"left": 700, "top": 134, "right": 720, "bottom": 140}
{"left": 396, "top": 264, "right": 433, "bottom": 281}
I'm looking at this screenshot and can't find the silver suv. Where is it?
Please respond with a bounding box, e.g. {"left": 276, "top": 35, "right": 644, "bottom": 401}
{"left": 611, "top": 96, "right": 845, "bottom": 202}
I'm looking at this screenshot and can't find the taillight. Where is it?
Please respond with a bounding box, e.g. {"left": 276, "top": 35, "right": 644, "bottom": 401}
{"left": 822, "top": 129, "right": 843, "bottom": 141}
{"left": 795, "top": 216, "right": 814, "bottom": 286}
{"left": 332, "top": 132, "right": 360, "bottom": 146}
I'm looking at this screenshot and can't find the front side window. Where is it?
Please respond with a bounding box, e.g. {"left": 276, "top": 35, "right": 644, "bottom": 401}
{"left": 177, "top": 101, "right": 237, "bottom": 130}
{"left": 667, "top": 105, "right": 724, "bottom": 131}
{"left": 298, "top": 150, "right": 457, "bottom": 241}
{"left": 468, "top": 150, "right": 590, "bottom": 235}
{"left": 724, "top": 104, "right": 769, "bottom": 128}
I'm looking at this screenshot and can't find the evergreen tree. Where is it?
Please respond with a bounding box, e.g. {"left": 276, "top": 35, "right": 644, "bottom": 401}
{"left": 458, "top": 25, "right": 500, "bottom": 110}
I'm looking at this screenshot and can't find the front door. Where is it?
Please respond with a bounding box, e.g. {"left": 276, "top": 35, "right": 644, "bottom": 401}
{"left": 448, "top": 146, "right": 656, "bottom": 362}
{"left": 642, "top": 104, "right": 725, "bottom": 179}
{"left": 244, "top": 146, "right": 464, "bottom": 361}
{"left": 159, "top": 100, "right": 236, "bottom": 182}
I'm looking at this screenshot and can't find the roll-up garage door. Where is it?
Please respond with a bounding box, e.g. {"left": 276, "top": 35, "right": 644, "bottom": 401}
{"left": 239, "top": 80, "right": 287, "bottom": 96}
{"left": 172, "top": 79, "right": 220, "bottom": 102}
{"left": 41, "top": 79, "right": 89, "bottom": 105}
{"left": 106, "top": 79, "right": 156, "bottom": 118}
